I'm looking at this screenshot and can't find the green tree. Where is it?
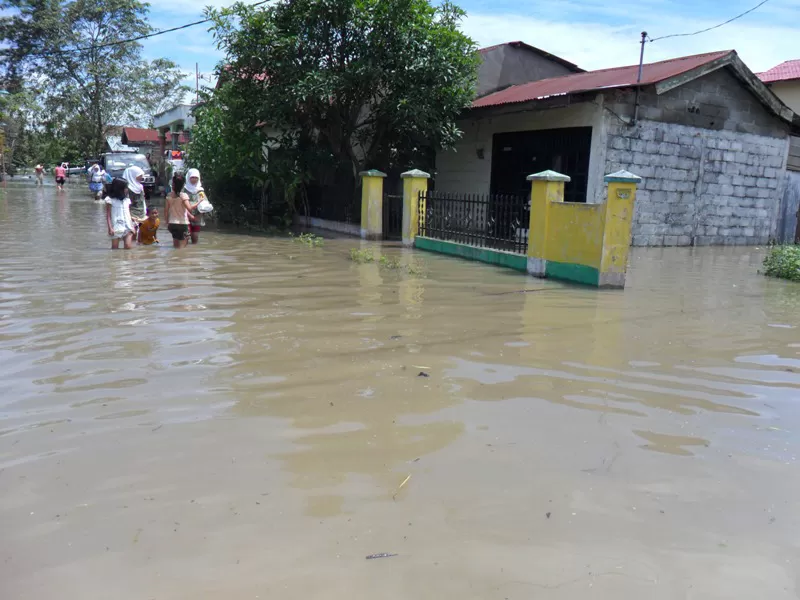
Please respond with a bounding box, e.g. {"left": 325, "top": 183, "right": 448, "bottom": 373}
{"left": 0, "top": 0, "right": 188, "bottom": 158}
{"left": 196, "top": 0, "right": 478, "bottom": 222}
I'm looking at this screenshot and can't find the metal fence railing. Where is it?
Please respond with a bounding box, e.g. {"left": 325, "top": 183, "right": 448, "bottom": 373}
{"left": 418, "top": 191, "right": 529, "bottom": 254}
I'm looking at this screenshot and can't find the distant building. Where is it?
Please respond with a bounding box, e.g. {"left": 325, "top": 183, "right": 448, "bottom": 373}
{"left": 105, "top": 136, "right": 137, "bottom": 153}
{"left": 759, "top": 60, "right": 800, "bottom": 241}
{"left": 476, "top": 41, "right": 583, "bottom": 97}
{"left": 758, "top": 60, "right": 800, "bottom": 173}
{"left": 121, "top": 127, "right": 189, "bottom": 157}
{"left": 436, "top": 48, "right": 799, "bottom": 246}
{"left": 153, "top": 104, "right": 196, "bottom": 154}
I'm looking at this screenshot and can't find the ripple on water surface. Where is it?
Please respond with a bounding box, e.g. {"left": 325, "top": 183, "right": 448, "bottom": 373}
{"left": 2, "top": 183, "right": 800, "bottom": 598}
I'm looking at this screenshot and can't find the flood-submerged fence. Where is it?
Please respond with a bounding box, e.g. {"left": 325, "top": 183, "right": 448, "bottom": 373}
{"left": 352, "top": 168, "right": 642, "bottom": 288}
{"left": 417, "top": 191, "right": 529, "bottom": 255}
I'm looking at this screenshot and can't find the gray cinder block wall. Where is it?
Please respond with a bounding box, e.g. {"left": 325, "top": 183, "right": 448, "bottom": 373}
{"left": 604, "top": 68, "right": 790, "bottom": 246}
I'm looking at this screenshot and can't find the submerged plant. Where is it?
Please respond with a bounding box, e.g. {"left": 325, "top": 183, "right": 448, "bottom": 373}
{"left": 378, "top": 255, "right": 402, "bottom": 269}
{"left": 292, "top": 233, "right": 324, "bottom": 247}
{"left": 763, "top": 246, "right": 800, "bottom": 282}
{"left": 349, "top": 248, "right": 375, "bottom": 263}
{"left": 350, "top": 248, "right": 426, "bottom": 275}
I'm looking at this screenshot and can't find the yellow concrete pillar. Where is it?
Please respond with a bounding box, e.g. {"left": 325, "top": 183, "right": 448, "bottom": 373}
{"left": 599, "top": 170, "right": 641, "bottom": 288}
{"left": 525, "top": 170, "right": 571, "bottom": 278}
{"left": 400, "top": 169, "right": 430, "bottom": 247}
{"left": 359, "top": 170, "right": 386, "bottom": 240}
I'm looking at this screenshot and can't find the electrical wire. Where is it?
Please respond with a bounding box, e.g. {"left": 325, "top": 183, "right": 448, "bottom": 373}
{"left": 3, "top": 0, "right": 270, "bottom": 58}
{"left": 648, "top": 0, "right": 771, "bottom": 42}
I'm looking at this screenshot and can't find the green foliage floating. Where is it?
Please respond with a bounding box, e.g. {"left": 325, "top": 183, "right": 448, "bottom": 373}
{"left": 763, "top": 245, "right": 800, "bottom": 282}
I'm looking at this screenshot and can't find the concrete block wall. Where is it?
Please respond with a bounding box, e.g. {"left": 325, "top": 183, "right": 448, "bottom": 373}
{"left": 605, "top": 119, "right": 789, "bottom": 246}
{"left": 610, "top": 68, "right": 788, "bottom": 139}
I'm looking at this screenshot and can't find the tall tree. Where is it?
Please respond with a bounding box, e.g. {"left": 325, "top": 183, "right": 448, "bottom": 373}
{"left": 0, "top": 0, "right": 188, "bottom": 157}
{"left": 199, "top": 0, "right": 478, "bottom": 216}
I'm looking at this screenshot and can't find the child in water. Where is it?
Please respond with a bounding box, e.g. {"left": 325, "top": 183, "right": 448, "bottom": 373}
{"left": 105, "top": 178, "right": 135, "bottom": 249}
{"left": 138, "top": 206, "right": 160, "bottom": 245}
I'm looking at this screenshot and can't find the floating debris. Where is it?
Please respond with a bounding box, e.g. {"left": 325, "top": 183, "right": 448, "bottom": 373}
{"left": 392, "top": 475, "right": 411, "bottom": 500}
{"left": 366, "top": 553, "right": 398, "bottom": 560}
{"left": 417, "top": 372, "right": 429, "bottom": 378}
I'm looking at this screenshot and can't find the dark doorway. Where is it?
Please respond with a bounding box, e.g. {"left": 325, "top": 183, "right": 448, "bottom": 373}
{"left": 490, "top": 127, "right": 592, "bottom": 202}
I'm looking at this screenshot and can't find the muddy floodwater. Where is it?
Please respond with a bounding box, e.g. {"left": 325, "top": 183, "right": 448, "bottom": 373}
{"left": 2, "top": 180, "right": 800, "bottom": 599}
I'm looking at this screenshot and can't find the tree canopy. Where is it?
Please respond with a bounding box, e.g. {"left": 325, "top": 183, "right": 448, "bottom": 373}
{"left": 0, "top": 0, "right": 187, "bottom": 164}
{"left": 193, "top": 0, "right": 479, "bottom": 222}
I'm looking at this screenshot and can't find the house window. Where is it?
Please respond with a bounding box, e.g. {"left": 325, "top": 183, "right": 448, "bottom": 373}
{"left": 490, "top": 127, "right": 592, "bottom": 202}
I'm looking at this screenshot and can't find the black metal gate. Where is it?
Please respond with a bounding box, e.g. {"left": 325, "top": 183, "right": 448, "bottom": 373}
{"left": 383, "top": 193, "right": 403, "bottom": 240}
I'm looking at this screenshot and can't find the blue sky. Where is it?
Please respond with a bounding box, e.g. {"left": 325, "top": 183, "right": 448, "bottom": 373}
{"left": 145, "top": 0, "right": 799, "bottom": 94}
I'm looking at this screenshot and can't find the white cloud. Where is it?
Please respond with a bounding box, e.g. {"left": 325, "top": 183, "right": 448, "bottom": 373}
{"left": 462, "top": 3, "right": 800, "bottom": 73}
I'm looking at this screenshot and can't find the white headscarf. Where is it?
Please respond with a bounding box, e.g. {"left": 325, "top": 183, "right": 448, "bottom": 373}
{"left": 184, "top": 168, "right": 204, "bottom": 195}
{"left": 123, "top": 166, "right": 145, "bottom": 195}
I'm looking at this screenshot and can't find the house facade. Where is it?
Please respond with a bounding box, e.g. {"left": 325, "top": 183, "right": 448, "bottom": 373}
{"left": 437, "top": 50, "right": 798, "bottom": 246}
{"left": 758, "top": 60, "right": 800, "bottom": 240}
{"left": 759, "top": 60, "right": 800, "bottom": 173}
{"left": 121, "top": 127, "right": 189, "bottom": 156}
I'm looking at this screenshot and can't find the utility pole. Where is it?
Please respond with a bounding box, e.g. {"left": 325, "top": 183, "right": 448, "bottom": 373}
{"left": 196, "top": 62, "right": 200, "bottom": 104}
{"left": 632, "top": 31, "right": 647, "bottom": 125}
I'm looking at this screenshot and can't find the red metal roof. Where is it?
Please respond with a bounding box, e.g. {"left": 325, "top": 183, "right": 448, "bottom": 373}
{"left": 758, "top": 60, "right": 800, "bottom": 83}
{"left": 473, "top": 50, "right": 732, "bottom": 109}
{"left": 122, "top": 127, "right": 189, "bottom": 145}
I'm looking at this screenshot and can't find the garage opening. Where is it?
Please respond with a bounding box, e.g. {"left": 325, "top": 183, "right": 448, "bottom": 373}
{"left": 490, "top": 127, "right": 592, "bottom": 202}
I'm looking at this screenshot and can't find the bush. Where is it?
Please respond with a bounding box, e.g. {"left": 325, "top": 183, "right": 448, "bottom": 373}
{"left": 763, "top": 246, "right": 800, "bottom": 282}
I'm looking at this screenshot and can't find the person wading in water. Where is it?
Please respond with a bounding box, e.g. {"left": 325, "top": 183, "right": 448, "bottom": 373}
{"left": 122, "top": 166, "right": 147, "bottom": 235}
{"left": 184, "top": 168, "right": 208, "bottom": 245}
{"left": 105, "top": 178, "right": 135, "bottom": 250}
{"left": 164, "top": 173, "right": 196, "bottom": 249}
{"left": 54, "top": 164, "right": 66, "bottom": 191}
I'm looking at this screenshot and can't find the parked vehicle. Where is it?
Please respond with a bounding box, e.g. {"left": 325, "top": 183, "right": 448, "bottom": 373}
{"left": 100, "top": 152, "right": 156, "bottom": 199}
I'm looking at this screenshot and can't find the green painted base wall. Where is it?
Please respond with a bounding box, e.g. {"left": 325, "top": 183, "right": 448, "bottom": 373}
{"left": 545, "top": 260, "right": 600, "bottom": 286}
{"left": 414, "top": 237, "right": 527, "bottom": 272}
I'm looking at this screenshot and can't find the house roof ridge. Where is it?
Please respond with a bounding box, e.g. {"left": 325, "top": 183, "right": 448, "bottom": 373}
{"left": 757, "top": 58, "right": 800, "bottom": 83}
{"left": 477, "top": 40, "right": 583, "bottom": 73}
{"left": 479, "top": 50, "right": 735, "bottom": 100}
{"left": 570, "top": 50, "right": 733, "bottom": 78}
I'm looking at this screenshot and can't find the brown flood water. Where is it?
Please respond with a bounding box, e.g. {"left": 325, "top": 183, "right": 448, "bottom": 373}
{"left": 2, "top": 181, "right": 800, "bottom": 599}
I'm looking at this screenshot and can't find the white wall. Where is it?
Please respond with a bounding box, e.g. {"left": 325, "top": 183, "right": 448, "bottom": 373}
{"left": 436, "top": 97, "right": 608, "bottom": 203}
{"left": 770, "top": 81, "right": 800, "bottom": 115}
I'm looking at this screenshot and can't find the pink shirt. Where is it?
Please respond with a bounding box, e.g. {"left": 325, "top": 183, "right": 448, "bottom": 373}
{"left": 54, "top": 166, "right": 66, "bottom": 178}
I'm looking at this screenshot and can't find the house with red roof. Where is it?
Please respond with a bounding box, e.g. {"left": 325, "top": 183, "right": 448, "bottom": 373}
{"left": 758, "top": 60, "right": 800, "bottom": 175}
{"left": 121, "top": 127, "right": 189, "bottom": 155}
{"left": 759, "top": 60, "right": 800, "bottom": 113}
{"left": 436, "top": 47, "right": 799, "bottom": 246}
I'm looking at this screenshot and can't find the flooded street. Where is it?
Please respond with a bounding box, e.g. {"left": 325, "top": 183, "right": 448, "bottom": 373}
{"left": 2, "top": 180, "right": 800, "bottom": 599}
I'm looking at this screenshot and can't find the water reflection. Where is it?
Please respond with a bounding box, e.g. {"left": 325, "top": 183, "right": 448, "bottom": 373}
{"left": 2, "top": 181, "right": 800, "bottom": 599}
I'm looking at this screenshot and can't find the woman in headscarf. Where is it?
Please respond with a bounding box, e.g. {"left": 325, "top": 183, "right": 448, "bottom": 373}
{"left": 87, "top": 162, "right": 106, "bottom": 200}
{"left": 122, "top": 166, "right": 147, "bottom": 227}
{"left": 184, "top": 168, "right": 207, "bottom": 245}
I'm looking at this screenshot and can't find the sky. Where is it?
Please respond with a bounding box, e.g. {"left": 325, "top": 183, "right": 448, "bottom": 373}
{"left": 146, "top": 0, "right": 799, "bottom": 96}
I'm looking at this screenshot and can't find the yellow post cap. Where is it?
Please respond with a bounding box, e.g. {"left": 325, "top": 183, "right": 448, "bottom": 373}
{"left": 401, "top": 169, "right": 430, "bottom": 179}
{"left": 526, "top": 170, "right": 571, "bottom": 182}
{"left": 604, "top": 170, "right": 642, "bottom": 183}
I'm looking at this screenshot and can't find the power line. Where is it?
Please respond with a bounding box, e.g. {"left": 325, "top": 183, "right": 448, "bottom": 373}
{"left": 5, "top": 0, "right": 270, "bottom": 58}
{"left": 648, "top": 0, "right": 771, "bottom": 42}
